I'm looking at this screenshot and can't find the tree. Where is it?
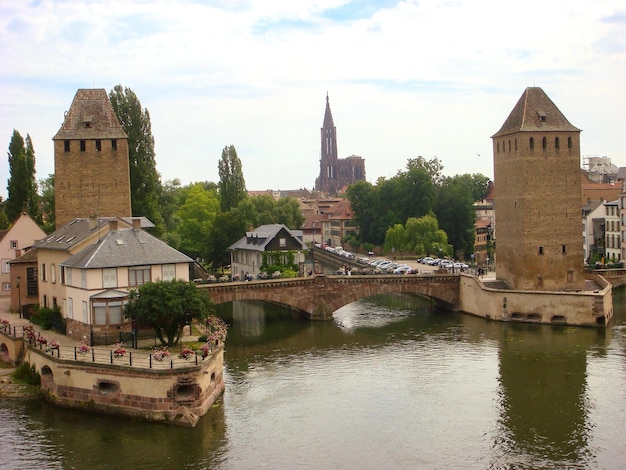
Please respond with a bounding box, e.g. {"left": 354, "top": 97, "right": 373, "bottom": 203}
{"left": 109, "top": 85, "right": 163, "bottom": 234}
{"left": 39, "top": 174, "right": 55, "bottom": 233}
{"left": 6, "top": 130, "right": 39, "bottom": 222}
{"left": 123, "top": 279, "right": 214, "bottom": 347}
{"left": 434, "top": 176, "right": 476, "bottom": 259}
{"left": 218, "top": 145, "right": 247, "bottom": 212}
{"left": 0, "top": 197, "right": 9, "bottom": 230}
{"left": 403, "top": 213, "right": 451, "bottom": 256}
{"left": 174, "top": 183, "right": 220, "bottom": 260}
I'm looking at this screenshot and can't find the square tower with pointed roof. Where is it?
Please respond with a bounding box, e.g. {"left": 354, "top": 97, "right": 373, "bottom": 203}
{"left": 53, "top": 89, "right": 132, "bottom": 227}
{"left": 492, "top": 87, "right": 584, "bottom": 291}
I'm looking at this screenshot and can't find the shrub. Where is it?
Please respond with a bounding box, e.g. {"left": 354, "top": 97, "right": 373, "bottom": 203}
{"left": 31, "top": 305, "right": 65, "bottom": 332}
{"left": 12, "top": 362, "right": 40, "bottom": 385}
{"left": 198, "top": 335, "right": 208, "bottom": 343}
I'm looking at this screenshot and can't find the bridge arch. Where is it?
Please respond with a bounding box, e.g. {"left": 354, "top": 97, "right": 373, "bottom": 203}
{"left": 201, "top": 274, "right": 460, "bottom": 320}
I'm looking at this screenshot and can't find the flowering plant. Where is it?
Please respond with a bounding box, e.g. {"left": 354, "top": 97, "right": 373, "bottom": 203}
{"left": 36, "top": 335, "right": 48, "bottom": 346}
{"left": 199, "top": 343, "right": 211, "bottom": 358}
{"left": 77, "top": 341, "right": 91, "bottom": 355}
{"left": 1, "top": 319, "right": 9, "bottom": 326}
{"left": 24, "top": 325, "right": 36, "bottom": 342}
{"left": 179, "top": 347, "right": 195, "bottom": 360}
{"left": 205, "top": 316, "right": 228, "bottom": 346}
{"left": 47, "top": 340, "right": 59, "bottom": 351}
{"left": 112, "top": 342, "right": 127, "bottom": 358}
{"left": 153, "top": 346, "right": 171, "bottom": 362}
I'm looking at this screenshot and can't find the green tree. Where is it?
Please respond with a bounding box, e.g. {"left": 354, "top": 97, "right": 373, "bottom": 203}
{"left": 403, "top": 213, "right": 451, "bottom": 256}
{"left": 109, "top": 85, "right": 163, "bottom": 234}
{"left": 346, "top": 180, "right": 384, "bottom": 245}
{"left": 0, "top": 197, "right": 9, "bottom": 230}
{"left": 384, "top": 223, "right": 407, "bottom": 258}
{"left": 39, "top": 174, "right": 55, "bottom": 233}
{"left": 6, "top": 130, "right": 39, "bottom": 222}
{"left": 206, "top": 211, "right": 248, "bottom": 270}
{"left": 123, "top": 279, "right": 214, "bottom": 347}
{"left": 434, "top": 176, "right": 476, "bottom": 259}
{"left": 218, "top": 145, "right": 247, "bottom": 212}
{"left": 175, "top": 183, "right": 220, "bottom": 260}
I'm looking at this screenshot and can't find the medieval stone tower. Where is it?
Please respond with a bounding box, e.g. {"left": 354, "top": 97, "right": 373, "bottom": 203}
{"left": 315, "top": 94, "right": 365, "bottom": 195}
{"left": 53, "top": 89, "right": 131, "bottom": 227}
{"left": 492, "top": 87, "right": 585, "bottom": 291}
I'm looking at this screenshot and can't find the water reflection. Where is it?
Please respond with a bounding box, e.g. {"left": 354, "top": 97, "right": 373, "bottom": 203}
{"left": 1, "top": 290, "right": 624, "bottom": 469}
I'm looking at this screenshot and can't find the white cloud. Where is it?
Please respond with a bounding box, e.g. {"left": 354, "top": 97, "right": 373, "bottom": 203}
{"left": 1, "top": 0, "right": 625, "bottom": 197}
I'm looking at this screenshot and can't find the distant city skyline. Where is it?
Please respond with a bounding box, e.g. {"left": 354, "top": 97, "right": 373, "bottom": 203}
{"left": 1, "top": 0, "right": 625, "bottom": 199}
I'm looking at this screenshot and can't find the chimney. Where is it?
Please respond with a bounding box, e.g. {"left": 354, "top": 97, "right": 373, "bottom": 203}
{"left": 132, "top": 218, "right": 141, "bottom": 230}
{"left": 108, "top": 219, "right": 118, "bottom": 231}
{"left": 88, "top": 215, "right": 99, "bottom": 230}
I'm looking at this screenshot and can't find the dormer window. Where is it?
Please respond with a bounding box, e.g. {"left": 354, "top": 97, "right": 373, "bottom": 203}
{"left": 83, "top": 116, "right": 93, "bottom": 128}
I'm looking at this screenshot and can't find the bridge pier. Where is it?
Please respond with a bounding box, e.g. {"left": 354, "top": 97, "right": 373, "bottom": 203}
{"left": 311, "top": 301, "right": 333, "bottom": 321}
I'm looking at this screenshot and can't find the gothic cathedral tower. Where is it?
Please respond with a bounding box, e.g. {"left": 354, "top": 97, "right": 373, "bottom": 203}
{"left": 315, "top": 93, "right": 339, "bottom": 195}
{"left": 53, "top": 89, "right": 132, "bottom": 227}
{"left": 492, "top": 87, "right": 584, "bottom": 291}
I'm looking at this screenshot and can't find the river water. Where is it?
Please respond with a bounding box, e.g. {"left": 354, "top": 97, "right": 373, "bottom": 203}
{"left": 1, "top": 287, "right": 625, "bottom": 469}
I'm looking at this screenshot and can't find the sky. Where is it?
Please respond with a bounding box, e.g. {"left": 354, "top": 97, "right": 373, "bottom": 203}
{"left": 1, "top": 0, "right": 625, "bottom": 199}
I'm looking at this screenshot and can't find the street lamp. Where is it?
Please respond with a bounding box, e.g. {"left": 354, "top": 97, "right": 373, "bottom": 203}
{"left": 16, "top": 276, "right": 21, "bottom": 318}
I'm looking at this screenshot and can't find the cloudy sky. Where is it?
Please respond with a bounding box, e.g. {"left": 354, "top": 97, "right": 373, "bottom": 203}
{"left": 1, "top": 0, "right": 625, "bottom": 198}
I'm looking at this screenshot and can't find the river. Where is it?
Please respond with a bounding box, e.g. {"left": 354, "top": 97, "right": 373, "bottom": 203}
{"left": 1, "top": 287, "right": 625, "bottom": 469}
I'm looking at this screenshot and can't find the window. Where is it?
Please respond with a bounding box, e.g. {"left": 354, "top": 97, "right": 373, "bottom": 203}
{"left": 567, "top": 271, "right": 574, "bottom": 283}
{"left": 64, "top": 140, "right": 70, "bottom": 152}
{"left": 41, "top": 263, "right": 47, "bottom": 281}
{"left": 530, "top": 137, "right": 534, "bottom": 149}
{"left": 51, "top": 264, "right": 56, "bottom": 284}
{"left": 568, "top": 137, "right": 572, "bottom": 149}
{"left": 555, "top": 137, "right": 560, "bottom": 149}
{"left": 2, "top": 283, "right": 10, "bottom": 291}
{"left": 26, "top": 267, "right": 37, "bottom": 296}
{"left": 10, "top": 240, "right": 18, "bottom": 249}
{"left": 129, "top": 266, "right": 151, "bottom": 286}
{"left": 542, "top": 137, "right": 547, "bottom": 149}
{"left": 109, "top": 302, "right": 123, "bottom": 324}
{"left": 82, "top": 301, "right": 88, "bottom": 323}
{"left": 96, "top": 140, "right": 102, "bottom": 152}
{"left": 515, "top": 138, "right": 518, "bottom": 151}
{"left": 162, "top": 264, "right": 176, "bottom": 281}
{"left": 279, "top": 238, "right": 287, "bottom": 248}
{"left": 80, "top": 140, "right": 86, "bottom": 152}
{"left": 538, "top": 246, "right": 544, "bottom": 255}
{"left": 66, "top": 267, "right": 72, "bottom": 286}
{"left": 1, "top": 259, "right": 10, "bottom": 274}
{"left": 67, "top": 297, "right": 73, "bottom": 319}
{"left": 81, "top": 269, "right": 87, "bottom": 288}
{"left": 562, "top": 245, "right": 566, "bottom": 254}
{"left": 103, "top": 268, "right": 117, "bottom": 288}
{"left": 111, "top": 139, "right": 117, "bottom": 150}
{"left": 94, "top": 303, "right": 107, "bottom": 325}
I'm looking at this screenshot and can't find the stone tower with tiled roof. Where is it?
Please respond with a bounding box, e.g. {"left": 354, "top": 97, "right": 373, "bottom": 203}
{"left": 53, "top": 89, "right": 131, "bottom": 227}
{"left": 315, "top": 94, "right": 365, "bottom": 195}
{"left": 492, "top": 87, "right": 584, "bottom": 291}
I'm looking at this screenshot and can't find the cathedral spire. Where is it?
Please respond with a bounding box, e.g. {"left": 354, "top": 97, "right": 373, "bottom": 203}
{"left": 323, "top": 92, "right": 334, "bottom": 128}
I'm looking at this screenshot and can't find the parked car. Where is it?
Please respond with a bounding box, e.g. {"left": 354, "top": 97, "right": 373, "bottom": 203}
{"left": 393, "top": 265, "right": 411, "bottom": 274}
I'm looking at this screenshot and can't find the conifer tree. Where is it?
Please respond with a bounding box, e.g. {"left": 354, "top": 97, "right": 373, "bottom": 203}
{"left": 6, "top": 130, "right": 39, "bottom": 222}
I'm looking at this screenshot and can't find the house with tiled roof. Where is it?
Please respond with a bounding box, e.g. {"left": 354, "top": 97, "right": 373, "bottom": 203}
{"left": 33, "top": 216, "right": 192, "bottom": 343}
{"left": 0, "top": 212, "right": 46, "bottom": 299}
{"left": 228, "top": 224, "right": 306, "bottom": 280}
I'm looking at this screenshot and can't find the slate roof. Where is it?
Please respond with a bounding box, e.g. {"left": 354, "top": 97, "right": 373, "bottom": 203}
{"left": 228, "top": 224, "right": 307, "bottom": 252}
{"left": 61, "top": 228, "right": 192, "bottom": 269}
{"left": 492, "top": 87, "right": 580, "bottom": 138}
{"left": 34, "top": 217, "right": 153, "bottom": 252}
{"left": 53, "top": 89, "right": 127, "bottom": 140}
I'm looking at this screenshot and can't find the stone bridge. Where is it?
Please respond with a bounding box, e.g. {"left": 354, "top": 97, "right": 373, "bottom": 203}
{"left": 200, "top": 274, "right": 461, "bottom": 320}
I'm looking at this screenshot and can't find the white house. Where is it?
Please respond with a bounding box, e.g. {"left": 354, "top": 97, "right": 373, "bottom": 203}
{"left": 33, "top": 216, "right": 192, "bottom": 343}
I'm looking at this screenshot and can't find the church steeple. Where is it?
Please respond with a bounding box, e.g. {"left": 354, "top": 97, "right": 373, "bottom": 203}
{"left": 323, "top": 92, "right": 335, "bottom": 128}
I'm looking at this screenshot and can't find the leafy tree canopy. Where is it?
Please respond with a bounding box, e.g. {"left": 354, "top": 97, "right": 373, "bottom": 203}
{"left": 109, "top": 85, "right": 164, "bottom": 234}
{"left": 123, "top": 279, "right": 214, "bottom": 347}
{"left": 218, "top": 145, "right": 247, "bottom": 212}
{"left": 175, "top": 183, "right": 220, "bottom": 260}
